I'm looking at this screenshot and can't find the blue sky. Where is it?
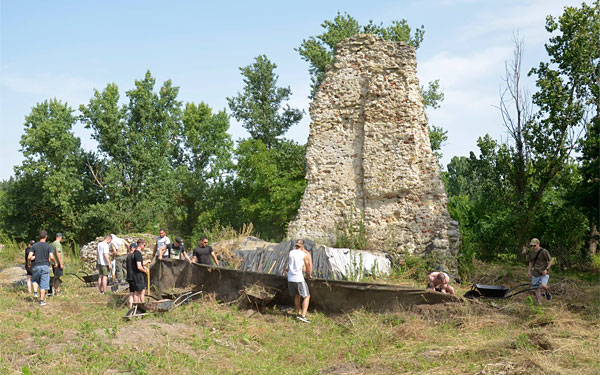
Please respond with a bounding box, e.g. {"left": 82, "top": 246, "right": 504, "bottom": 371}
{"left": 0, "top": 0, "right": 584, "bottom": 180}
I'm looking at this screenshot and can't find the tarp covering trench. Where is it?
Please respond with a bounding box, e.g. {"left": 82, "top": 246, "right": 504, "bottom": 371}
{"left": 235, "top": 239, "right": 392, "bottom": 281}
{"left": 150, "top": 259, "right": 458, "bottom": 314}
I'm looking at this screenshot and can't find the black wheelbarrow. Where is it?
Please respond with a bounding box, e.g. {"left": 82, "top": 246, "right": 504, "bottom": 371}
{"left": 67, "top": 270, "right": 99, "bottom": 287}
{"left": 464, "top": 283, "right": 538, "bottom": 299}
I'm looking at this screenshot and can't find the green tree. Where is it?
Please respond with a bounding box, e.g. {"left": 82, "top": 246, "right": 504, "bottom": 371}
{"left": 80, "top": 71, "right": 183, "bottom": 233}
{"left": 2, "top": 100, "right": 92, "bottom": 242}
{"left": 227, "top": 55, "right": 303, "bottom": 149}
{"left": 171, "top": 102, "right": 234, "bottom": 236}
{"left": 298, "top": 12, "right": 446, "bottom": 156}
{"left": 234, "top": 139, "right": 306, "bottom": 240}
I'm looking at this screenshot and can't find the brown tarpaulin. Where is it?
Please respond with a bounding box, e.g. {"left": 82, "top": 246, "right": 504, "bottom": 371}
{"left": 150, "top": 259, "right": 459, "bottom": 313}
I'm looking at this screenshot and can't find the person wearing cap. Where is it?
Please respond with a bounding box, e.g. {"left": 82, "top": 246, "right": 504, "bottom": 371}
{"left": 51, "top": 233, "right": 65, "bottom": 295}
{"left": 286, "top": 239, "right": 313, "bottom": 323}
{"left": 25, "top": 240, "right": 35, "bottom": 296}
{"left": 28, "top": 230, "right": 57, "bottom": 306}
{"left": 166, "top": 237, "right": 190, "bottom": 261}
{"left": 528, "top": 238, "right": 553, "bottom": 305}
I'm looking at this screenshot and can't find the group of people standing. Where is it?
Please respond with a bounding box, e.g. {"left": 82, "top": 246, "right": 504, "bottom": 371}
{"left": 24, "top": 230, "right": 64, "bottom": 306}
{"left": 95, "top": 229, "right": 221, "bottom": 309}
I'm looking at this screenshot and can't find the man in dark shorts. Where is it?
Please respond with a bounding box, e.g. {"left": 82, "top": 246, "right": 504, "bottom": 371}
{"left": 286, "top": 239, "right": 313, "bottom": 323}
{"left": 125, "top": 242, "right": 138, "bottom": 308}
{"left": 25, "top": 240, "right": 35, "bottom": 296}
{"left": 28, "top": 230, "right": 57, "bottom": 306}
{"left": 51, "top": 233, "right": 65, "bottom": 295}
{"left": 191, "top": 236, "right": 219, "bottom": 266}
{"left": 132, "top": 239, "right": 151, "bottom": 303}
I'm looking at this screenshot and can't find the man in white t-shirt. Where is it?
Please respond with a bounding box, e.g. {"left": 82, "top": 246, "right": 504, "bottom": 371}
{"left": 154, "top": 228, "right": 171, "bottom": 260}
{"left": 286, "top": 239, "right": 313, "bottom": 323}
{"left": 97, "top": 235, "right": 112, "bottom": 294}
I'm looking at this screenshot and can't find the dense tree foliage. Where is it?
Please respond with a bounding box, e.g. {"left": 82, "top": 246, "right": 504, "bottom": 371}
{"left": 445, "top": 2, "right": 599, "bottom": 269}
{"left": 228, "top": 55, "right": 306, "bottom": 240}
{"left": 227, "top": 55, "right": 303, "bottom": 149}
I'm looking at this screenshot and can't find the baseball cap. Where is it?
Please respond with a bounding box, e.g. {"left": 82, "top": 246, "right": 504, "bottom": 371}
{"left": 529, "top": 238, "right": 540, "bottom": 245}
{"left": 29, "top": 240, "right": 35, "bottom": 245}
{"left": 56, "top": 233, "right": 63, "bottom": 238}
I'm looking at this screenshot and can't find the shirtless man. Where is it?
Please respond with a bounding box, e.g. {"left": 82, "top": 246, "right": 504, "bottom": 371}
{"left": 427, "top": 271, "right": 455, "bottom": 295}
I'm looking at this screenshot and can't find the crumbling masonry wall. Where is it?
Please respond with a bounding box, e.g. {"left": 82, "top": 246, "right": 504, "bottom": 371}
{"left": 288, "top": 34, "right": 459, "bottom": 270}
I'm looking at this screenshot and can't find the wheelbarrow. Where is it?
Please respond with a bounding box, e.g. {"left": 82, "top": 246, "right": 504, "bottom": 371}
{"left": 464, "top": 283, "right": 539, "bottom": 299}
{"left": 67, "top": 270, "right": 99, "bottom": 287}
{"left": 123, "top": 290, "right": 203, "bottom": 320}
{"left": 240, "top": 283, "right": 280, "bottom": 313}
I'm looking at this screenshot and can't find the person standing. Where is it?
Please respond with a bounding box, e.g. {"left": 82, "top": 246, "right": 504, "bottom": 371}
{"left": 154, "top": 229, "right": 171, "bottom": 260}
{"left": 133, "top": 239, "right": 151, "bottom": 303}
{"left": 110, "top": 234, "right": 130, "bottom": 283}
{"left": 191, "top": 236, "right": 219, "bottom": 266}
{"left": 51, "top": 233, "right": 65, "bottom": 295}
{"left": 97, "top": 235, "right": 113, "bottom": 294}
{"left": 28, "top": 230, "right": 57, "bottom": 306}
{"left": 24, "top": 240, "right": 35, "bottom": 297}
{"left": 125, "top": 243, "right": 138, "bottom": 309}
{"left": 286, "top": 239, "right": 312, "bottom": 323}
{"left": 528, "top": 238, "right": 553, "bottom": 305}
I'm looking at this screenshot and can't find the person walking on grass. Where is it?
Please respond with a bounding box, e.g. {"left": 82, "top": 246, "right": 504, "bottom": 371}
{"left": 97, "top": 235, "right": 112, "bottom": 294}
{"left": 528, "top": 238, "right": 553, "bottom": 305}
{"left": 286, "top": 239, "right": 313, "bottom": 323}
{"left": 24, "top": 240, "right": 35, "bottom": 297}
{"left": 51, "top": 233, "right": 65, "bottom": 295}
{"left": 28, "top": 230, "right": 57, "bottom": 306}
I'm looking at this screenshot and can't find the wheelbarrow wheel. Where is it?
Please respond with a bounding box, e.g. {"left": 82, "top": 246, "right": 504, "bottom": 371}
{"left": 463, "top": 290, "right": 481, "bottom": 299}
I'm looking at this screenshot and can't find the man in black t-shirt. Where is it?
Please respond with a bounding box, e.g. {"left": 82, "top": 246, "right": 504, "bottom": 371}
{"left": 125, "top": 243, "right": 138, "bottom": 308}
{"left": 191, "top": 236, "right": 219, "bottom": 266}
{"left": 25, "top": 240, "right": 35, "bottom": 296}
{"left": 28, "top": 230, "right": 57, "bottom": 306}
{"left": 131, "top": 239, "right": 151, "bottom": 303}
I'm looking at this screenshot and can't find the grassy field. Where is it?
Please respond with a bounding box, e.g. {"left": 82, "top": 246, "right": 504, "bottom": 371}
{"left": 0, "top": 250, "right": 598, "bottom": 374}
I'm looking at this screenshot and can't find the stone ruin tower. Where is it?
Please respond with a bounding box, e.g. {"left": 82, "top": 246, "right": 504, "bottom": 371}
{"left": 288, "top": 34, "right": 459, "bottom": 271}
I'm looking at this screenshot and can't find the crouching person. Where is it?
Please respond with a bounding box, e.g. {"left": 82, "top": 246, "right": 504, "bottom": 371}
{"left": 427, "top": 271, "right": 455, "bottom": 295}
{"left": 286, "top": 239, "right": 312, "bottom": 323}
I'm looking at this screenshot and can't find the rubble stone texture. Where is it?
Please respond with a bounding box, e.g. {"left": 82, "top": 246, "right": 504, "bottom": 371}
{"left": 288, "top": 34, "right": 459, "bottom": 271}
